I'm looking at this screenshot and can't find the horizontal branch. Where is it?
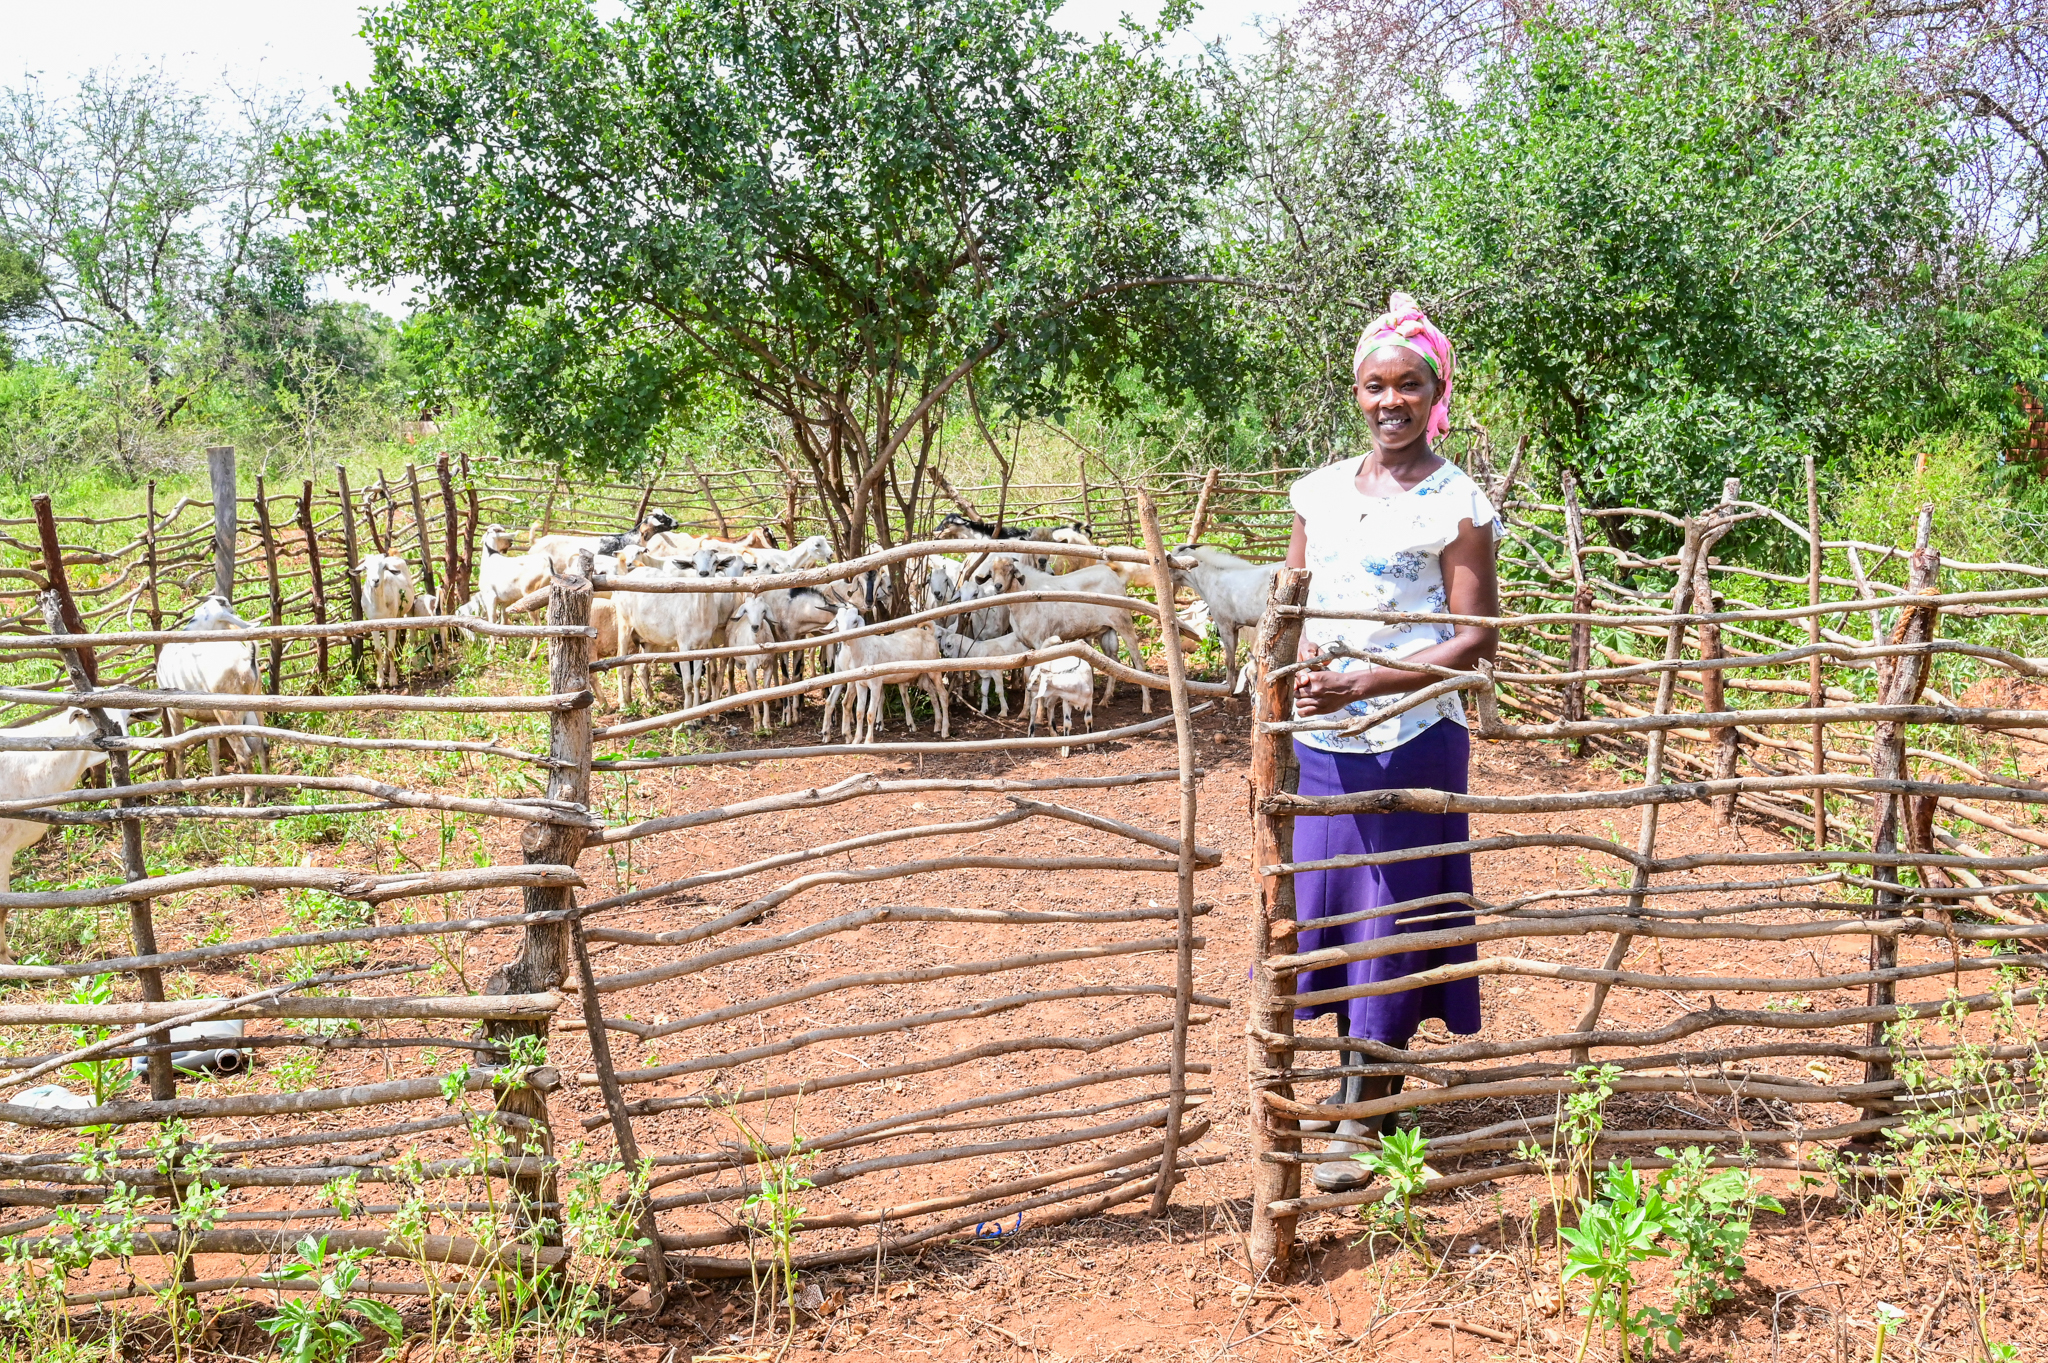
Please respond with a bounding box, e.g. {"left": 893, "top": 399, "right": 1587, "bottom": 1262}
{"left": 0, "top": 1064, "right": 558, "bottom": 1129}
{"left": 591, "top": 711, "right": 1201, "bottom": 768}
{"left": 0, "top": 864, "right": 580, "bottom": 913}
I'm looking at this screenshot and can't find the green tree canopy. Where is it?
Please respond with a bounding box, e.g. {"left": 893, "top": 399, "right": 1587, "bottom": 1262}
{"left": 1408, "top": 1, "right": 1959, "bottom": 524}
{"left": 290, "top": 0, "right": 1242, "bottom": 552}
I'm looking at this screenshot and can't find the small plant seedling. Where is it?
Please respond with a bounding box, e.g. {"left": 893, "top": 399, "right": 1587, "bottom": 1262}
{"left": 1350, "top": 1126, "right": 1433, "bottom": 1248}
{"left": 258, "top": 1236, "right": 402, "bottom": 1363}
{"left": 1870, "top": 1301, "right": 1906, "bottom": 1363}
{"left": 1560, "top": 1162, "right": 1678, "bottom": 1363}
{"left": 1654, "top": 1146, "right": 1783, "bottom": 1317}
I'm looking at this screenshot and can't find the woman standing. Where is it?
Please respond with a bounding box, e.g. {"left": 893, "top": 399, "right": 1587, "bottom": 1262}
{"left": 1284, "top": 293, "right": 1501, "bottom": 1192}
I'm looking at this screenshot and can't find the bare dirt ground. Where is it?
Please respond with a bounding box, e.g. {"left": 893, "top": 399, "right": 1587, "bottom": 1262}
{"left": 17, "top": 680, "right": 2048, "bottom": 1361}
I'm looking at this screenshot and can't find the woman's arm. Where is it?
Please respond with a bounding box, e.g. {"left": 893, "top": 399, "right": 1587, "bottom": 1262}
{"left": 1295, "top": 518, "right": 1500, "bottom": 716}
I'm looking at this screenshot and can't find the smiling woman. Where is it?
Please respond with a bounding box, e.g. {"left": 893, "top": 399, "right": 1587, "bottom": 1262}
{"left": 1280, "top": 292, "right": 1502, "bottom": 1193}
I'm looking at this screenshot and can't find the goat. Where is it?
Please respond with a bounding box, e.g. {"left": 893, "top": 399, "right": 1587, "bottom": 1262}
{"left": 937, "top": 626, "right": 1023, "bottom": 717}
{"left": 530, "top": 509, "right": 678, "bottom": 575}
{"left": 480, "top": 523, "right": 517, "bottom": 554}
{"left": 1173, "top": 543, "right": 1280, "bottom": 691}
{"left": 0, "top": 707, "right": 127, "bottom": 962}
{"left": 609, "top": 562, "right": 738, "bottom": 710}
{"left": 1025, "top": 638, "right": 1095, "bottom": 737}
{"left": 726, "top": 594, "right": 779, "bottom": 730}
{"left": 747, "top": 534, "right": 834, "bottom": 573}
{"left": 476, "top": 544, "right": 552, "bottom": 656}
{"left": 987, "top": 557, "right": 1150, "bottom": 713}
{"left": 820, "top": 606, "right": 947, "bottom": 745}
{"left": 356, "top": 554, "right": 415, "bottom": 688}
{"left": 157, "top": 596, "right": 267, "bottom": 789}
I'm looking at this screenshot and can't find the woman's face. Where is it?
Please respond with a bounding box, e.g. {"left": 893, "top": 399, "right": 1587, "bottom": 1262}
{"left": 1354, "top": 346, "right": 1440, "bottom": 456}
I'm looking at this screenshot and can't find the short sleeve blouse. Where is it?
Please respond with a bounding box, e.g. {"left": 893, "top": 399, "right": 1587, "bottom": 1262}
{"left": 1287, "top": 456, "right": 1500, "bottom": 754}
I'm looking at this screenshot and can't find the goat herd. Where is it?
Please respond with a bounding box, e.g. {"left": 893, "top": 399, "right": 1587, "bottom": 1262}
{"left": 426, "top": 508, "right": 1286, "bottom": 742}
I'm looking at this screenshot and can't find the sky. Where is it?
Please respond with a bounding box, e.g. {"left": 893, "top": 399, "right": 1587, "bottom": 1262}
{"left": 0, "top": 0, "right": 1287, "bottom": 313}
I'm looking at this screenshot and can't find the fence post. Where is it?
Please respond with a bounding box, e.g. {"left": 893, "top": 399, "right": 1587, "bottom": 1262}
{"left": 36, "top": 589, "right": 175, "bottom": 1102}
{"left": 438, "top": 453, "right": 463, "bottom": 607}
{"left": 208, "top": 446, "right": 237, "bottom": 606}
{"left": 1695, "top": 478, "right": 1742, "bottom": 822}
{"left": 1184, "top": 468, "right": 1220, "bottom": 545}
{"left": 298, "top": 481, "right": 330, "bottom": 685}
{"left": 1569, "top": 516, "right": 1701, "bottom": 1063}
{"left": 407, "top": 465, "right": 438, "bottom": 599}
{"left": 486, "top": 550, "right": 595, "bottom": 1234}
{"left": 1862, "top": 505, "right": 1941, "bottom": 1094}
{"left": 253, "top": 477, "right": 285, "bottom": 694}
{"left": 1806, "top": 454, "right": 1828, "bottom": 848}
{"left": 1561, "top": 471, "right": 1593, "bottom": 754}
{"left": 337, "top": 466, "right": 366, "bottom": 679}
{"left": 1248, "top": 567, "right": 1309, "bottom": 1277}
{"left": 1138, "top": 494, "right": 1199, "bottom": 1217}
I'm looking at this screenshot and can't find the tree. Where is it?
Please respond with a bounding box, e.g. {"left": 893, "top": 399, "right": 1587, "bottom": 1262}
{"left": 0, "top": 234, "right": 41, "bottom": 365}
{"left": 0, "top": 68, "right": 309, "bottom": 426}
{"left": 1405, "top": 1, "right": 1959, "bottom": 521}
{"left": 289, "top": 0, "right": 1242, "bottom": 554}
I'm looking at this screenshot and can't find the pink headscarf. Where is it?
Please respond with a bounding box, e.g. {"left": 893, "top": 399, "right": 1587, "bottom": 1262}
{"left": 1352, "top": 292, "right": 1455, "bottom": 445}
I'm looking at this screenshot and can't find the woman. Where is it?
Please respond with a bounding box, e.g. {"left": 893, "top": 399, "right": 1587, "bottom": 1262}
{"left": 1284, "top": 293, "right": 1500, "bottom": 1192}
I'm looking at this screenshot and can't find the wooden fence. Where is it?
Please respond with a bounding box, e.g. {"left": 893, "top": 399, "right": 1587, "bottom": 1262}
{"left": 1244, "top": 462, "right": 2048, "bottom": 1272}
{"left": 0, "top": 497, "right": 1222, "bottom": 1316}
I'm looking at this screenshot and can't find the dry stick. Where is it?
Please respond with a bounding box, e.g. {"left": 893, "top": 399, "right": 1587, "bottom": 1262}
{"left": 253, "top": 477, "right": 285, "bottom": 693}
{"left": 567, "top": 900, "right": 667, "bottom": 1302}
{"left": 105, "top": 722, "right": 564, "bottom": 768}
{"left": 14, "top": 1227, "right": 562, "bottom": 1274}
{"left": 1249, "top": 566, "right": 1310, "bottom": 1276}
{"left": 143, "top": 481, "right": 171, "bottom": 779}
{"left": 0, "top": 992, "right": 559, "bottom": 1030}
{"left": 336, "top": 463, "right": 366, "bottom": 678}
{"left": 1138, "top": 491, "right": 1202, "bottom": 1217}
{"left": 0, "top": 683, "right": 589, "bottom": 713}
{"left": 601, "top": 1017, "right": 1193, "bottom": 1126}
{"left": 0, "top": 772, "right": 589, "bottom": 825}
{"left": 296, "top": 479, "right": 331, "bottom": 683}
{"left": 0, "top": 616, "right": 580, "bottom": 649}
{"left": 0, "top": 1062, "right": 558, "bottom": 1130}
{"left": 1186, "top": 468, "right": 1221, "bottom": 543}
{"left": 1569, "top": 519, "right": 1699, "bottom": 1064}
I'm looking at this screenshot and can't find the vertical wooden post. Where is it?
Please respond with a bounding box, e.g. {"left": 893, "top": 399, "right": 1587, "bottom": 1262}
{"left": 407, "top": 464, "right": 438, "bottom": 598}
{"left": 1863, "top": 506, "right": 1940, "bottom": 1091}
{"left": 696, "top": 470, "right": 731, "bottom": 537}
{"left": 570, "top": 917, "right": 669, "bottom": 1300}
{"left": 1138, "top": 494, "right": 1199, "bottom": 1217}
{"left": 337, "top": 466, "right": 366, "bottom": 679}
{"left": 1561, "top": 471, "right": 1593, "bottom": 754}
{"left": 1696, "top": 478, "right": 1741, "bottom": 823}
{"left": 783, "top": 476, "right": 800, "bottom": 549}
{"left": 631, "top": 482, "right": 656, "bottom": 533}
{"left": 1806, "top": 454, "right": 1828, "bottom": 849}
{"left": 437, "top": 453, "right": 462, "bottom": 606}
{"left": 487, "top": 550, "right": 594, "bottom": 1234}
{"left": 145, "top": 482, "right": 175, "bottom": 780}
{"left": 31, "top": 496, "right": 94, "bottom": 683}
{"left": 1570, "top": 518, "right": 1700, "bottom": 1060}
{"left": 297, "top": 481, "right": 331, "bottom": 684}
{"left": 371, "top": 470, "right": 393, "bottom": 555}
{"left": 208, "top": 446, "right": 237, "bottom": 606}
{"left": 37, "top": 591, "right": 174, "bottom": 1101}
{"left": 1078, "top": 452, "right": 1092, "bottom": 534}
{"left": 1184, "top": 468, "right": 1220, "bottom": 545}
{"left": 253, "top": 477, "right": 285, "bottom": 694}
{"left": 1248, "top": 568, "right": 1309, "bottom": 1278}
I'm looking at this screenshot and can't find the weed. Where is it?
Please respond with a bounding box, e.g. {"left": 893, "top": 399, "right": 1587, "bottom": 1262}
{"left": 1349, "top": 1126, "right": 1433, "bottom": 1250}
{"left": 269, "top": 1050, "right": 321, "bottom": 1092}
{"left": 63, "top": 974, "right": 131, "bottom": 1108}
{"left": 722, "top": 1099, "right": 817, "bottom": 1342}
{"left": 1869, "top": 1301, "right": 1906, "bottom": 1363}
{"left": 1654, "top": 1146, "right": 1782, "bottom": 1317}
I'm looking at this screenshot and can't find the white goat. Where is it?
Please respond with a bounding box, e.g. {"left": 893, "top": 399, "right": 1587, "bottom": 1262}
{"left": 1026, "top": 638, "right": 1096, "bottom": 737}
{"left": 0, "top": 707, "right": 125, "bottom": 962}
{"left": 1174, "top": 543, "right": 1281, "bottom": 691}
{"left": 156, "top": 595, "right": 267, "bottom": 782}
{"left": 937, "top": 626, "right": 1023, "bottom": 717}
{"left": 726, "top": 594, "right": 779, "bottom": 730}
{"left": 609, "top": 564, "right": 737, "bottom": 710}
{"left": 821, "top": 605, "right": 947, "bottom": 745}
{"left": 357, "top": 554, "right": 416, "bottom": 688}
{"left": 988, "top": 558, "right": 1150, "bottom": 713}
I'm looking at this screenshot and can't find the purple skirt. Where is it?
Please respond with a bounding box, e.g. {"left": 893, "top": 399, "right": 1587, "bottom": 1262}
{"left": 1292, "top": 722, "right": 1482, "bottom": 1046}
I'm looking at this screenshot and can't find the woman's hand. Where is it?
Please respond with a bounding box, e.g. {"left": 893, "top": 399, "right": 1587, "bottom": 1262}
{"left": 1295, "top": 666, "right": 1380, "bottom": 716}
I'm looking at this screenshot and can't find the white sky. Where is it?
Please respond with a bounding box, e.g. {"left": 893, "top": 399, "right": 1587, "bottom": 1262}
{"left": 0, "top": 0, "right": 1286, "bottom": 314}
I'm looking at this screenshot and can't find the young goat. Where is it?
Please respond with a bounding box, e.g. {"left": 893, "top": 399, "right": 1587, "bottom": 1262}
{"left": 988, "top": 557, "right": 1149, "bottom": 713}
{"left": 937, "top": 626, "right": 1023, "bottom": 717}
{"left": 821, "top": 605, "right": 947, "bottom": 745}
{"left": 1025, "top": 637, "right": 1095, "bottom": 737}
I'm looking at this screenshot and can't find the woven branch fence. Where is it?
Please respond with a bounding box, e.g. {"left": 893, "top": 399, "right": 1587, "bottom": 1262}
{"left": 1245, "top": 460, "right": 2048, "bottom": 1273}
{"left": 0, "top": 478, "right": 1226, "bottom": 1319}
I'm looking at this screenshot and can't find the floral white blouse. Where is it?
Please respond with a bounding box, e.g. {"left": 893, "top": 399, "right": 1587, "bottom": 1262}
{"left": 1288, "top": 457, "right": 1501, "bottom": 755}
